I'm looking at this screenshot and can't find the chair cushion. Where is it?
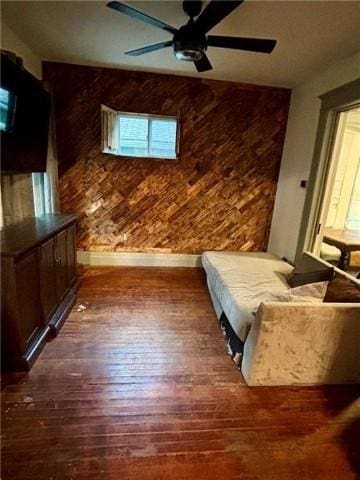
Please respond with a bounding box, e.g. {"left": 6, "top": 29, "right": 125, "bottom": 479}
{"left": 257, "top": 281, "right": 328, "bottom": 305}
{"left": 324, "top": 275, "right": 360, "bottom": 303}
{"left": 202, "top": 251, "right": 292, "bottom": 341}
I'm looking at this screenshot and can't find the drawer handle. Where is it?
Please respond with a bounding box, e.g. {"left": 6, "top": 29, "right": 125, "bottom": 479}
{"left": 56, "top": 257, "right": 61, "bottom": 264}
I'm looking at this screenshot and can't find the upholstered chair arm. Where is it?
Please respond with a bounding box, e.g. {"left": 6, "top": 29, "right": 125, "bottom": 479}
{"left": 242, "top": 302, "right": 360, "bottom": 386}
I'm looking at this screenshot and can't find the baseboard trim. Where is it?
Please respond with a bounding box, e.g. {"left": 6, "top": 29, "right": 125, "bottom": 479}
{"left": 77, "top": 251, "right": 202, "bottom": 268}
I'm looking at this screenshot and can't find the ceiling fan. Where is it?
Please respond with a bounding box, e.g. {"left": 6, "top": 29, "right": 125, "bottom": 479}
{"left": 107, "top": 0, "right": 277, "bottom": 72}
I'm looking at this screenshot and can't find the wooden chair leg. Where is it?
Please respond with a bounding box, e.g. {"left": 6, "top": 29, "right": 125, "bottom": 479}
{"left": 338, "top": 250, "right": 349, "bottom": 270}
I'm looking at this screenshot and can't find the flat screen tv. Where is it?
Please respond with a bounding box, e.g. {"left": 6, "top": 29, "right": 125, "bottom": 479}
{"left": 1, "top": 53, "right": 51, "bottom": 173}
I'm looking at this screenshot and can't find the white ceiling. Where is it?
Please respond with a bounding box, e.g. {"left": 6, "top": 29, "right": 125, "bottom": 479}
{"left": 2, "top": 0, "right": 360, "bottom": 87}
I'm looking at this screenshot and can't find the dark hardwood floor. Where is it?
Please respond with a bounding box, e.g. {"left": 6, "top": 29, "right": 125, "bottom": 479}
{"left": 2, "top": 267, "right": 359, "bottom": 479}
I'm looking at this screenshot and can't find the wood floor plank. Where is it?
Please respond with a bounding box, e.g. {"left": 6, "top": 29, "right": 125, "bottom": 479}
{"left": 2, "top": 266, "right": 359, "bottom": 480}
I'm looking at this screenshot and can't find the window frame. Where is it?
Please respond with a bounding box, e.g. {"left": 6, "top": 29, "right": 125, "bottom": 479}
{"left": 295, "top": 79, "right": 360, "bottom": 262}
{"left": 117, "top": 111, "right": 180, "bottom": 161}
{"left": 32, "top": 172, "right": 52, "bottom": 216}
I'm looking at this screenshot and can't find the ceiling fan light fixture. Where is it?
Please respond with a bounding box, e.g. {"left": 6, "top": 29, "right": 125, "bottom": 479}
{"left": 174, "top": 48, "right": 203, "bottom": 62}
{"left": 173, "top": 30, "right": 206, "bottom": 62}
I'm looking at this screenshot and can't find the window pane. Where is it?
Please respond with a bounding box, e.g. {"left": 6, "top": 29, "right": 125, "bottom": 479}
{"left": 150, "top": 119, "right": 177, "bottom": 158}
{"left": 119, "top": 116, "right": 148, "bottom": 157}
{"left": 345, "top": 161, "right": 360, "bottom": 229}
{"left": 32, "top": 172, "right": 45, "bottom": 216}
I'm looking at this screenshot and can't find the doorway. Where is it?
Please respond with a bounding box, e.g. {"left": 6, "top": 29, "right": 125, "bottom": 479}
{"left": 312, "top": 106, "right": 360, "bottom": 276}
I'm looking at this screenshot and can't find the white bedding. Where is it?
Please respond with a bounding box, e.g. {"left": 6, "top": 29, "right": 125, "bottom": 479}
{"left": 202, "top": 251, "right": 293, "bottom": 341}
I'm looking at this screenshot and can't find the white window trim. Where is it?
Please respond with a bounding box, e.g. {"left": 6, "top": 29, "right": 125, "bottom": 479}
{"left": 101, "top": 104, "right": 119, "bottom": 154}
{"left": 101, "top": 106, "right": 180, "bottom": 161}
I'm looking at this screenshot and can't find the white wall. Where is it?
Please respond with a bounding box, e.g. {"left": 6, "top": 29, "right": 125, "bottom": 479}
{"left": 1, "top": 21, "right": 42, "bottom": 78}
{"left": 268, "top": 51, "right": 360, "bottom": 262}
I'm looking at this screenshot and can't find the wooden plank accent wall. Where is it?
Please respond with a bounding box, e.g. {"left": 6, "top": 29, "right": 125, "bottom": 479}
{"left": 43, "top": 62, "right": 291, "bottom": 254}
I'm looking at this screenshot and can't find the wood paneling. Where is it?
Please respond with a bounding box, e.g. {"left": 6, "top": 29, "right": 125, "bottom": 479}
{"left": 2, "top": 267, "right": 359, "bottom": 479}
{"left": 43, "top": 62, "right": 291, "bottom": 253}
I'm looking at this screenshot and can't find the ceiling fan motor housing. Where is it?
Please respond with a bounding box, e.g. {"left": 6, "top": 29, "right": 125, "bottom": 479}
{"left": 182, "top": 0, "right": 203, "bottom": 19}
{"left": 173, "top": 24, "right": 207, "bottom": 61}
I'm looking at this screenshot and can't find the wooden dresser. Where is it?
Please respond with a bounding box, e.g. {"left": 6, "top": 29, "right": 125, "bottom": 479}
{"left": 1, "top": 214, "right": 79, "bottom": 371}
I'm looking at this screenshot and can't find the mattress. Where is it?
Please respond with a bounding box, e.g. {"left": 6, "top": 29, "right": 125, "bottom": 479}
{"left": 202, "top": 251, "right": 293, "bottom": 341}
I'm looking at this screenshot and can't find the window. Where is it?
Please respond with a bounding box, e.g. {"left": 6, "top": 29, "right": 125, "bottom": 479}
{"left": 119, "top": 115, "right": 148, "bottom": 157}
{"left": 101, "top": 106, "right": 179, "bottom": 160}
{"left": 345, "top": 159, "right": 360, "bottom": 229}
{"left": 32, "top": 172, "right": 52, "bottom": 216}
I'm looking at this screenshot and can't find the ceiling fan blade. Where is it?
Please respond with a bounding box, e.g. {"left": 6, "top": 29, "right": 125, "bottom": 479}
{"left": 207, "top": 35, "right": 277, "bottom": 53}
{"left": 194, "top": 54, "right": 213, "bottom": 72}
{"left": 125, "top": 41, "right": 173, "bottom": 56}
{"left": 195, "top": 0, "right": 244, "bottom": 33}
{"left": 107, "top": 1, "right": 177, "bottom": 34}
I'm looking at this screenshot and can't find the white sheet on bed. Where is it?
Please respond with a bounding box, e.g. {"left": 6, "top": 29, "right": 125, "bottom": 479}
{"left": 202, "top": 251, "right": 293, "bottom": 341}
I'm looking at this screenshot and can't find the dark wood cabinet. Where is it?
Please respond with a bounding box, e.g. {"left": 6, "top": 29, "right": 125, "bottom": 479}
{"left": 1, "top": 214, "right": 79, "bottom": 371}
{"left": 15, "top": 251, "right": 43, "bottom": 346}
{"left": 39, "top": 237, "right": 57, "bottom": 321}
{"left": 54, "top": 229, "right": 68, "bottom": 302}
{"left": 67, "top": 223, "right": 76, "bottom": 285}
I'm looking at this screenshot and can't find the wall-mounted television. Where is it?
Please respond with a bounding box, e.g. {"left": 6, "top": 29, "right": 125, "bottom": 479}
{"left": 1, "top": 53, "right": 51, "bottom": 173}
